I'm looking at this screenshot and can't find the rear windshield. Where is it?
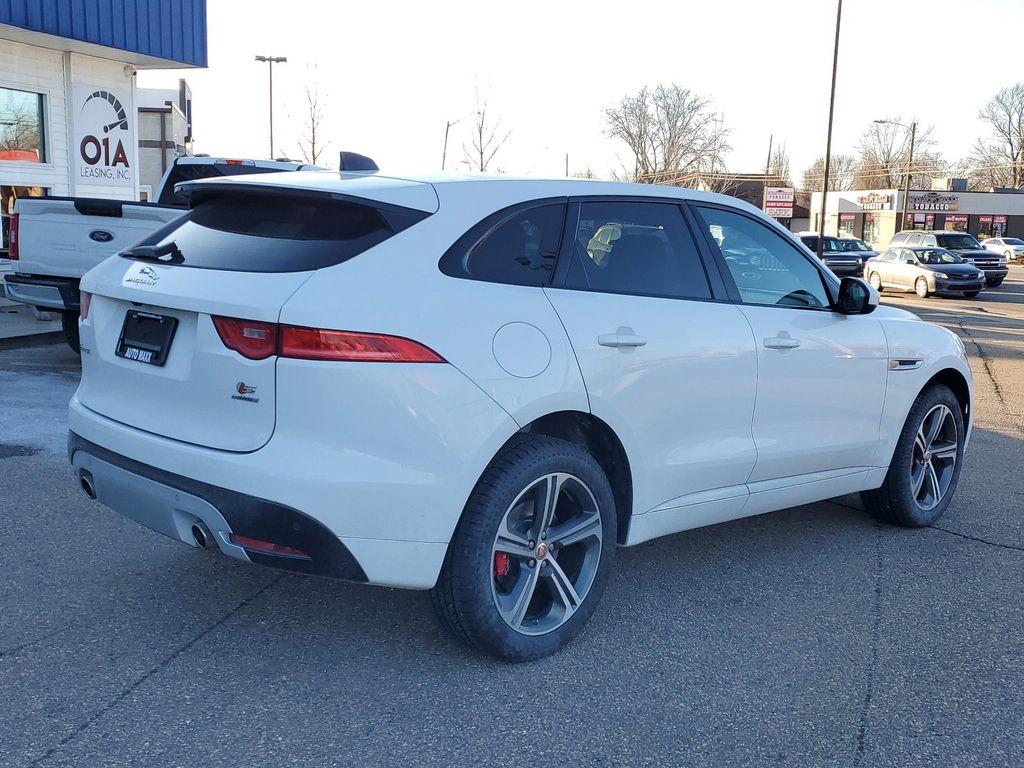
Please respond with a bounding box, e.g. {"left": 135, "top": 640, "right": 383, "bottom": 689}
{"left": 124, "top": 192, "right": 429, "bottom": 272}
{"left": 157, "top": 163, "right": 293, "bottom": 206}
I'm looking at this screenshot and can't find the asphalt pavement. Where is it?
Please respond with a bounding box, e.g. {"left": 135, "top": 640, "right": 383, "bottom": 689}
{"left": 1, "top": 269, "right": 1022, "bottom": 767}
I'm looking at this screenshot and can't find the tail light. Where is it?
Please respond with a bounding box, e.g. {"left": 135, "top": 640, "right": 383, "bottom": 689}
{"left": 213, "top": 316, "right": 444, "bottom": 363}
{"left": 212, "top": 317, "right": 279, "bottom": 360}
{"left": 8, "top": 213, "right": 18, "bottom": 260}
{"left": 80, "top": 290, "right": 92, "bottom": 320}
{"left": 280, "top": 326, "right": 444, "bottom": 362}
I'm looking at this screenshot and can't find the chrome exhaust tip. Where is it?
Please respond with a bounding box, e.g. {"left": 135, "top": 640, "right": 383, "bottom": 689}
{"left": 191, "top": 521, "right": 213, "bottom": 550}
{"left": 79, "top": 472, "right": 97, "bottom": 500}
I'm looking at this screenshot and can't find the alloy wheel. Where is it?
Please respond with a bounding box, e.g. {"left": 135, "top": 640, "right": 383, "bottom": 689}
{"left": 910, "top": 404, "right": 958, "bottom": 511}
{"left": 490, "top": 473, "right": 603, "bottom": 636}
{"left": 915, "top": 278, "right": 928, "bottom": 298}
{"left": 869, "top": 272, "right": 881, "bottom": 290}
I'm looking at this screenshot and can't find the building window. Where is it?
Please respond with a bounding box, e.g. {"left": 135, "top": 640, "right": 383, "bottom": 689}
{"left": 0, "top": 87, "right": 46, "bottom": 164}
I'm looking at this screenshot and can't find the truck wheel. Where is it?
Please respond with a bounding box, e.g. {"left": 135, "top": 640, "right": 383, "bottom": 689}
{"left": 62, "top": 312, "right": 81, "bottom": 354}
{"left": 964, "top": 291, "right": 980, "bottom": 298}
{"left": 986, "top": 277, "right": 1004, "bottom": 288}
{"left": 431, "top": 435, "right": 616, "bottom": 662}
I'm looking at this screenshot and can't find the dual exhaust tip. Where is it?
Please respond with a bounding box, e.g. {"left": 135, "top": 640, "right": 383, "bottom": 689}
{"left": 78, "top": 470, "right": 215, "bottom": 551}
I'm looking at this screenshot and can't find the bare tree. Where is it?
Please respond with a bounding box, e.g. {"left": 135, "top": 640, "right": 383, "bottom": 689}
{"left": 604, "top": 84, "right": 730, "bottom": 186}
{"left": 963, "top": 83, "right": 1024, "bottom": 189}
{"left": 0, "top": 102, "right": 43, "bottom": 158}
{"left": 573, "top": 167, "right": 599, "bottom": 180}
{"left": 297, "top": 86, "right": 327, "bottom": 166}
{"left": 462, "top": 88, "right": 510, "bottom": 172}
{"left": 767, "top": 143, "right": 792, "bottom": 187}
{"left": 854, "top": 120, "right": 942, "bottom": 189}
{"left": 800, "top": 154, "right": 858, "bottom": 192}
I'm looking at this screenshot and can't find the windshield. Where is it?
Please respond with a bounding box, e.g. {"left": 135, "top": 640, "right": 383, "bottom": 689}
{"left": 1003, "top": 238, "right": 1024, "bottom": 246}
{"left": 838, "top": 239, "right": 872, "bottom": 252}
{"left": 918, "top": 248, "right": 964, "bottom": 265}
{"left": 936, "top": 233, "right": 981, "bottom": 249}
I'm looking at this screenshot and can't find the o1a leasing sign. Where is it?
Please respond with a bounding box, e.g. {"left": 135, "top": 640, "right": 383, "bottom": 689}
{"left": 74, "top": 84, "right": 135, "bottom": 189}
{"left": 764, "top": 187, "right": 795, "bottom": 219}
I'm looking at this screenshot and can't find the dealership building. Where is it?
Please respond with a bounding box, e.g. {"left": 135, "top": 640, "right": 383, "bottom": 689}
{"left": 810, "top": 184, "right": 1024, "bottom": 249}
{"left": 0, "top": 1, "right": 206, "bottom": 260}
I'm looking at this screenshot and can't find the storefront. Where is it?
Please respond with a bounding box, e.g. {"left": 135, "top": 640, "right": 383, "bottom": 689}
{"left": 810, "top": 187, "right": 1024, "bottom": 248}
{"left": 0, "top": 1, "right": 206, "bottom": 263}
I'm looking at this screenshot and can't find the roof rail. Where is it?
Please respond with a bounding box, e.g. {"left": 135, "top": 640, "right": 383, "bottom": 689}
{"left": 339, "top": 151, "right": 379, "bottom": 172}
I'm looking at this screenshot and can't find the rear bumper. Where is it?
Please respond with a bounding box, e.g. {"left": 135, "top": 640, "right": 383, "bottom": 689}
{"left": 4, "top": 274, "right": 80, "bottom": 311}
{"left": 69, "top": 432, "right": 368, "bottom": 581}
{"left": 67, "top": 357, "right": 517, "bottom": 589}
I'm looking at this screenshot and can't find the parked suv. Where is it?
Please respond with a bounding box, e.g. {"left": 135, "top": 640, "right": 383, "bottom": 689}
{"left": 889, "top": 230, "right": 1008, "bottom": 287}
{"left": 796, "top": 233, "right": 871, "bottom": 276}
{"left": 865, "top": 246, "right": 985, "bottom": 298}
{"left": 69, "top": 171, "right": 972, "bottom": 661}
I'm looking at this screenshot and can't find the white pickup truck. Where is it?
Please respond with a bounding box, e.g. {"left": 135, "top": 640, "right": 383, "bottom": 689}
{"left": 4, "top": 156, "right": 315, "bottom": 351}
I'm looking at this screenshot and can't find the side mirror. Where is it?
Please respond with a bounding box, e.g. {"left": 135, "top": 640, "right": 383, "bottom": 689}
{"left": 837, "top": 277, "right": 878, "bottom": 315}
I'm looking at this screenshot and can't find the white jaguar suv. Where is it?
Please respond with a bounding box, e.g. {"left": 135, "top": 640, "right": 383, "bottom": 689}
{"left": 69, "top": 169, "right": 972, "bottom": 661}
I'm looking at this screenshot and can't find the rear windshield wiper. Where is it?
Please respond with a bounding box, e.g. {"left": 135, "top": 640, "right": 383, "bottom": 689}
{"left": 121, "top": 241, "right": 184, "bottom": 264}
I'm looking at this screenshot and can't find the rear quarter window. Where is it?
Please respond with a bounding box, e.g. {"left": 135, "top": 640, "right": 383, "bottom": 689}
{"left": 125, "top": 191, "right": 429, "bottom": 272}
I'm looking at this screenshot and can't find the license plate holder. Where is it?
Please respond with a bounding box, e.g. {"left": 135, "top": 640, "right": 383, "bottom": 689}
{"left": 115, "top": 310, "right": 178, "bottom": 367}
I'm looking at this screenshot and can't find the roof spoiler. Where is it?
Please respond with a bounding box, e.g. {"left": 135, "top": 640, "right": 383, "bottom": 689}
{"left": 339, "top": 151, "right": 379, "bottom": 172}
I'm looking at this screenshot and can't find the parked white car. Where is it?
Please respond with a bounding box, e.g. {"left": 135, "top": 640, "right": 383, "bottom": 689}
{"left": 69, "top": 170, "right": 973, "bottom": 661}
{"left": 980, "top": 236, "right": 1024, "bottom": 262}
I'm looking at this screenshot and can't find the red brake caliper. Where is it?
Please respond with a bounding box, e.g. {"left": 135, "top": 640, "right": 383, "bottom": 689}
{"left": 493, "top": 552, "right": 511, "bottom": 578}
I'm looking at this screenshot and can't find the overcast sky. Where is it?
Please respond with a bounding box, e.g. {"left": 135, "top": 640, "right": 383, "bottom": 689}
{"left": 139, "top": 0, "right": 1024, "bottom": 184}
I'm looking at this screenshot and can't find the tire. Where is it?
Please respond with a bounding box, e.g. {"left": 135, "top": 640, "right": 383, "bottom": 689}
{"left": 61, "top": 311, "right": 81, "bottom": 354}
{"left": 986, "top": 277, "right": 1004, "bottom": 288}
{"left": 861, "top": 384, "right": 965, "bottom": 527}
{"left": 914, "top": 277, "right": 929, "bottom": 298}
{"left": 964, "top": 291, "right": 980, "bottom": 298}
{"left": 868, "top": 272, "right": 882, "bottom": 291}
{"left": 431, "top": 435, "right": 617, "bottom": 662}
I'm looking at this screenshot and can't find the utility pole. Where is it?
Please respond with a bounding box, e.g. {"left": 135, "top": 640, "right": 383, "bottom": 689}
{"left": 901, "top": 122, "right": 917, "bottom": 230}
{"left": 254, "top": 55, "right": 287, "bottom": 158}
{"left": 816, "top": 0, "right": 842, "bottom": 259}
{"left": 441, "top": 119, "right": 459, "bottom": 170}
{"left": 762, "top": 133, "right": 773, "bottom": 212}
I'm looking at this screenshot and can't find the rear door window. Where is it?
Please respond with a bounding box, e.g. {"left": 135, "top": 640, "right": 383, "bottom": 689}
{"left": 564, "top": 201, "right": 711, "bottom": 299}
{"left": 125, "top": 191, "right": 429, "bottom": 272}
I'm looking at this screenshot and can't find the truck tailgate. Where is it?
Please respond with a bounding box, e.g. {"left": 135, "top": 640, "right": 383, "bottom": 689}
{"left": 14, "top": 197, "right": 185, "bottom": 278}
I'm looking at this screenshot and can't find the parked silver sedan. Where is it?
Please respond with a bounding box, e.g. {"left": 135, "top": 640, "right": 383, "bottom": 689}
{"left": 865, "top": 246, "right": 985, "bottom": 298}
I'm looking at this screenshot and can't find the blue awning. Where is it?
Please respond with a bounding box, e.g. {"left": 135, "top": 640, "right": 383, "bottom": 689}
{"left": 1, "top": 0, "right": 207, "bottom": 68}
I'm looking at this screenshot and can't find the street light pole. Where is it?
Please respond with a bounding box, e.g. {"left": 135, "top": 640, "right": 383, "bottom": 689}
{"left": 873, "top": 118, "right": 917, "bottom": 231}
{"left": 816, "top": 0, "right": 843, "bottom": 260}
{"left": 441, "top": 119, "right": 459, "bottom": 170}
{"left": 254, "top": 55, "right": 287, "bottom": 158}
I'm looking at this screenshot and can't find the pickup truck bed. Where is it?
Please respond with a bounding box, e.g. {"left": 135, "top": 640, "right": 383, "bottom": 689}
{"left": 4, "top": 197, "right": 184, "bottom": 311}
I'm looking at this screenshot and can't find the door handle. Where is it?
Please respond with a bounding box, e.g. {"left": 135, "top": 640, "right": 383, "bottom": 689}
{"left": 763, "top": 336, "right": 801, "bottom": 350}
{"left": 598, "top": 333, "right": 647, "bottom": 348}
